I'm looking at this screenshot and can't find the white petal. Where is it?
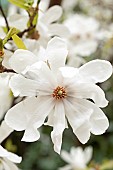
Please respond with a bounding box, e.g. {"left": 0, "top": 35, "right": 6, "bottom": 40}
{"left": 8, "top": 14, "right": 28, "bottom": 31}
{"left": 23, "top": 61, "right": 56, "bottom": 88}
{"left": 40, "top": 5, "right": 62, "bottom": 25}
{"left": 21, "top": 127, "right": 40, "bottom": 142}
{"left": 79, "top": 60, "right": 113, "bottom": 83}
{"left": 22, "top": 96, "right": 55, "bottom": 142}
{"left": 75, "top": 122, "right": 91, "bottom": 144}
{"left": 0, "top": 121, "right": 13, "bottom": 143}
{"left": 2, "top": 158, "right": 19, "bottom": 170}
{"left": 5, "top": 97, "right": 38, "bottom": 131}
{"left": 48, "top": 23, "right": 70, "bottom": 38}
{"left": 0, "top": 145, "right": 9, "bottom": 157}
{"left": 9, "top": 74, "right": 39, "bottom": 97}
{"left": 84, "top": 146, "right": 93, "bottom": 164}
{"left": 67, "top": 83, "right": 108, "bottom": 108}
{"left": 59, "top": 67, "right": 78, "bottom": 78}
{"left": 64, "top": 98, "right": 92, "bottom": 131}
{"left": 9, "top": 49, "right": 37, "bottom": 73}
{"left": 88, "top": 101, "right": 109, "bottom": 135}
{"left": 6, "top": 152, "right": 22, "bottom": 163}
{"left": 51, "top": 102, "right": 66, "bottom": 154}
{"left": 60, "top": 150, "right": 72, "bottom": 163}
{"left": 2, "top": 50, "right": 13, "bottom": 69}
{"left": 46, "top": 37, "right": 68, "bottom": 73}
{"left": 59, "top": 165, "right": 72, "bottom": 170}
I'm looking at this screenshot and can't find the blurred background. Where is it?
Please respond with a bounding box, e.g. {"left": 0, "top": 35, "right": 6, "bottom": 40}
{"left": 0, "top": 0, "right": 113, "bottom": 170}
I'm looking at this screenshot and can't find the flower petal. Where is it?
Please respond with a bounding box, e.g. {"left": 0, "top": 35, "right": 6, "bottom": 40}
{"left": 6, "top": 152, "right": 22, "bottom": 163}
{"left": 48, "top": 23, "right": 70, "bottom": 38}
{"left": 5, "top": 97, "right": 38, "bottom": 131}
{"left": 9, "top": 49, "right": 37, "bottom": 73}
{"left": 79, "top": 60, "right": 113, "bottom": 83}
{"left": 88, "top": 101, "right": 109, "bottom": 135}
{"left": 84, "top": 146, "right": 93, "bottom": 164}
{"left": 40, "top": 5, "right": 62, "bottom": 25}
{"left": 67, "top": 83, "right": 108, "bottom": 108}
{"left": 0, "top": 121, "right": 13, "bottom": 143}
{"left": 0, "top": 145, "right": 8, "bottom": 157}
{"left": 74, "top": 122, "right": 91, "bottom": 144}
{"left": 9, "top": 74, "right": 39, "bottom": 97}
{"left": 46, "top": 37, "right": 68, "bottom": 74}
{"left": 64, "top": 98, "right": 92, "bottom": 131}
{"left": 61, "top": 150, "right": 72, "bottom": 164}
{"left": 21, "top": 127, "right": 40, "bottom": 142}
{"left": 59, "top": 165, "right": 72, "bottom": 170}
{"left": 51, "top": 102, "right": 66, "bottom": 154}
{"left": 22, "top": 96, "right": 55, "bottom": 142}
{"left": 2, "top": 158, "right": 19, "bottom": 170}
{"left": 8, "top": 14, "right": 28, "bottom": 31}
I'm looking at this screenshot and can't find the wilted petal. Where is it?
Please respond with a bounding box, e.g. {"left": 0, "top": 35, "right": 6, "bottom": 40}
{"left": 46, "top": 37, "right": 68, "bottom": 74}
{"left": 51, "top": 102, "right": 66, "bottom": 154}
{"left": 9, "top": 49, "right": 37, "bottom": 73}
{"left": 79, "top": 60, "right": 113, "bottom": 83}
{"left": 5, "top": 97, "right": 38, "bottom": 131}
{"left": 40, "top": 5, "right": 62, "bottom": 25}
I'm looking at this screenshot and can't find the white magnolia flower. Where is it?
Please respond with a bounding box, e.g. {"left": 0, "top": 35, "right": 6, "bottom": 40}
{"left": 64, "top": 14, "right": 100, "bottom": 57}
{"left": 0, "top": 73, "right": 13, "bottom": 120}
{"left": 0, "top": 121, "right": 21, "bottom": 170}
{"left": 59, "top": 146, "right": 93, "bottom": 170}
{"left": 8, "top": 5, "right": 69, "bottom": 47}
{"left": 5, "top": 37, "right": 112, "bottom": 154}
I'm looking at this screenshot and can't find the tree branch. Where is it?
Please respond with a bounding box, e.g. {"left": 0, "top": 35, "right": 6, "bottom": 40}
{"left": 0, "top": 1, "right": 10, "bottom": 32}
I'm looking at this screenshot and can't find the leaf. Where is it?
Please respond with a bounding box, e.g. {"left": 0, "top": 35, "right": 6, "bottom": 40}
{"left": 12, "top": 34, "right": 27, "bottom": 50}
{"left": 8, "top": 0, "right": 30, "bottom": 10}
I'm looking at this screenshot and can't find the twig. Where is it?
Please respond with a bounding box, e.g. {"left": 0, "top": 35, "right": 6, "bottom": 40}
{"left": 0, "top": 1, "right": 10, "bottom": 32}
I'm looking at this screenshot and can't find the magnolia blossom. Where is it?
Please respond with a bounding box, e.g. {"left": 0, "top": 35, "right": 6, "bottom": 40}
{"left": 0, "top": 73, "right": 13, "bottom": 120}
{"left": 8, "top": 5, "right": 69, "bottom": 47}
{"left": 5, "top": 37, "right": 112, "bottom": 154}
{"left": 59, "top": 146, "right": 93, "bottom": 170}
{"left": 0, "top": 121, "right": 21, "bottom": 170}
{"left": 64, "top": 14, "right": 101, "bottom": 57}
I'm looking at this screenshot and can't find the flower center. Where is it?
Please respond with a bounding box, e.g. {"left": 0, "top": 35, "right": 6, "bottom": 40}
{"left": 52, "top": 86, "right": 67, "bottom": 100}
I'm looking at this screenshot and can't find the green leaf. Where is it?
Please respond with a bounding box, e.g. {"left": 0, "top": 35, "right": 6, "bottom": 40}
{"left": 8, "top": 0, "right": 30, "bottom": 10}
{"left": 12, "top": 34, "right": 27, "bottom": 50}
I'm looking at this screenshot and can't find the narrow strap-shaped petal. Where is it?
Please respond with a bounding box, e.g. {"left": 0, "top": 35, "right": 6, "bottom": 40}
{"left": 51, "top": 102, "right": 66, "bottom": 154}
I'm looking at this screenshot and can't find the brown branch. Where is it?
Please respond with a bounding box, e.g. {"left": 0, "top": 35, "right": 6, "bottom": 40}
{"left": 0, "top": 1, "right": 10, "bottom": 32}
{"left": 49, "top": 0, "right": 62, "bottom": 7}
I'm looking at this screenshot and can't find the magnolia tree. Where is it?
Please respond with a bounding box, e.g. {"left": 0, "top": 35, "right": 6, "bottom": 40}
{"left": 0, "top": 0, "right": 113, "bottom": 170}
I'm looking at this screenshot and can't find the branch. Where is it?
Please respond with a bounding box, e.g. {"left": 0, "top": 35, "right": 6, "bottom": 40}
{"left": 49, "top": 0, "right": 62, "bottom": 7}
{"left": 0, "top": 1, "right": 10, "bottom": 32}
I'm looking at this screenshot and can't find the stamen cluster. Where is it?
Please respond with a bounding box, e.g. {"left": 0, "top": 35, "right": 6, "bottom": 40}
{"left": 52, "top": 86, "right": 67, "bottom": 100}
